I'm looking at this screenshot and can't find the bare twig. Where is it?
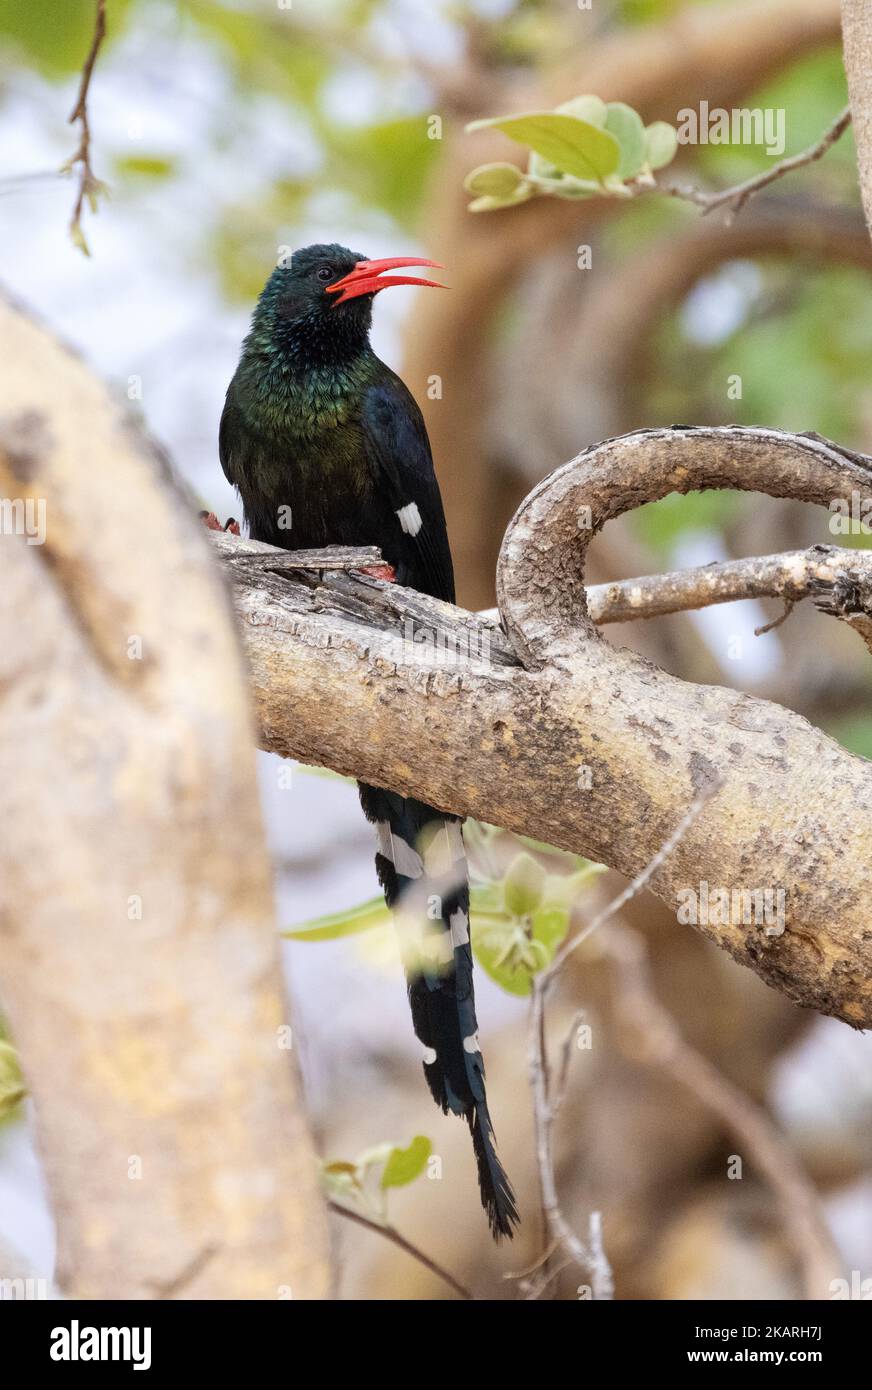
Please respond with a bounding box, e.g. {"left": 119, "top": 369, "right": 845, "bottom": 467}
{"left": 586, "top": 545, "right": 872, "bottom": 629}
{"left": 327, "top": 1199, "right": 473, "bottom": 1300}
{"left": 587, "top": 1211, "right": 614, "bottom": 1302}
{"left": 64, "top": 0, "right": 108, "bottom": 255}
{"left": 523, "top": 786, "right": 718, "bottom": 1300}
{"left": 604, "top": 923, "right": 843, "bottom": 1299}
{"left": 523, "top": 774, "right": 839, "bottom": 1301}
{"left": 481, "top": 545, "right": 872, "bottom": 644}
{"left": 755, "top": 598, "right": 795, "bottom": 636}
{"left": 552, "top": 1008, "right": 586, "bottom": 1119}
{"left": 666, "top": 104, "right": 852, "bottom": 220}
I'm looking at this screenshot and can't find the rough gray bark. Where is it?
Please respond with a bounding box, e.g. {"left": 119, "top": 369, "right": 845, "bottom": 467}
{"left": 0, "top": 293, "right": 330, "bottom": 1299}
{"left": 843, "top": 0, "right": 872, "bottom": 239}
{"left": 214, "top": 425, "right": 872, "bottom": 1030}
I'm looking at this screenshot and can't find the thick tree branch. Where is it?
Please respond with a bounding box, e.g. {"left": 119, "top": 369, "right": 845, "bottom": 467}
{"left": 214, "top": 425, "right": 872, "bottom": 1029}
{"left": 0, "top": 293, "right": 330, "bottom": 1299}
{"left": 842, "top": 0, "right": 872, "bottom": 240}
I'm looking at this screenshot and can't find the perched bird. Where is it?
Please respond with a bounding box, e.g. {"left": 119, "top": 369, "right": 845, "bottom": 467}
{"left": 219, "top": 243, "right": 518, "bottom": 1240}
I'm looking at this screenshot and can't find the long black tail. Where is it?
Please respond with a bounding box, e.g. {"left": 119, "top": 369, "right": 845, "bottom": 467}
{"left": 359, "top": 783, "right": 518, "bottom": 1241}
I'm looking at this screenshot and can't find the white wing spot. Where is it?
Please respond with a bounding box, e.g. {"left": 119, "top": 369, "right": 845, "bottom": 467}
{"left": 463, "top": 1032, "right": 481, "bottom": 1054}
{"left": 449, "top": 909, "right": 470, "bottom": 949}
{"left": 423, "top": 1046, "right": 437, "bottom": 1065}
{"left": 396, "top": 502, "right": 423, "bottom": 536}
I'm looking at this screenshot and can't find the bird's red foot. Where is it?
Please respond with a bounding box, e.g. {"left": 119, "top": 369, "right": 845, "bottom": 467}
{"left": 357, "top": 563, "right": 396, "bottom": 582}
{"left": 200, "top": 511, "right": 240, "bottom": 535}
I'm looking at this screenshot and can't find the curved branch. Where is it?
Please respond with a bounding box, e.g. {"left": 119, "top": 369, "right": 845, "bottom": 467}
{"left": 496, "top": 425, "right": 872, "bottom": 660}
{"left": 215, "top": 425, "right": 872, "bottom": 1029}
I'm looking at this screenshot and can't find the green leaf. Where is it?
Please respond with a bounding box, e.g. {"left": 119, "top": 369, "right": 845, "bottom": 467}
{"left": 550, "top": 181, "right": 600, "bottom": 200}
{"left": 0, "top": 0, "right": 131, "bottom": 77}
{"left": 472, "top": 915, "right": 549, "bottom": 997}
{"left": 113, "top": 155, "right": 178, "bottom": 181}
{"left": 556, "top": 95, "right": 608, "bottom": 127}
{"left": 503, "top": 852, "right": 547, "bottom": 916}
{"left": 469, "top": 882, "right": 506, "bottom": 915}
{"left": 467, "top": 111, "right": 620, "bottom": 182}
{"left": 380, "top": 1135, "right": 432, "bottom": 1189}
{"left": 463, "top": 162, "right": 525, "bottom": 197}
{"left": 547, "top": 862, "right": 609, "bottom": 907}
{"left": 645, "top": 121, "right": 679, "bottom": 172}
{"left": 530, "top": 905, "right": 571, "bottom": 958}
{"left": 467, "top": 187, "right": 533, "bottom": 212}
{"left": 282, "top": 894, "right": 390, "bottom": 941}
{"left": 0, "top": 1040, "right": 24, "bottom": 1119}
{"left": 604, "top": 102, "right": 647, "bottom": 181}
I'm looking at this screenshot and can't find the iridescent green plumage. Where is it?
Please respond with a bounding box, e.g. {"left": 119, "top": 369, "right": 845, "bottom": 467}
{"left": 219, "top": 243, "right": 518, "bottom": 1240}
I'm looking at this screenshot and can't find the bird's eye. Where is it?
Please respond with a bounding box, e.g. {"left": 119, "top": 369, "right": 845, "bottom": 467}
{"left": 316, "top": 266, "right": 334, "bottom": 282}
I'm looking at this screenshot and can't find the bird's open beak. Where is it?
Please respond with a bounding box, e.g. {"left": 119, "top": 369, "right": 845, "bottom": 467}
{"left": 326, "top": 256, "right": 446, "bottom": 305}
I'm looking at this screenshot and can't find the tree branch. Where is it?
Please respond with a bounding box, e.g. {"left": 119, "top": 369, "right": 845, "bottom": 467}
{"left": 327, "top": 1200, "right": 473, "bottom": 1300}
{"left": 584, "top": 545, "right": 872, "bottom": 647}
{"left": 603, "top": 922, "right": 842, "bottom": 1299}
{"left": 666, "top": 105, "right": 852, "bottom": 219}
{"left": 214, "top": 424, "right": 872, "bottom": 1028}
{"left": 0, "top": 293, "right": 330, "bottom": 1298}
{"left": 842, "top": 0, "right": 872, "bottom": 241}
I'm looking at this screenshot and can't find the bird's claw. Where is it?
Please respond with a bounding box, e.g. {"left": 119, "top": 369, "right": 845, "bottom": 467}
{"left": 356, "top": 563, "right": 397, "bottom": 582}
{"left": 200, "top": 511, "right": 240, "bottom": 535}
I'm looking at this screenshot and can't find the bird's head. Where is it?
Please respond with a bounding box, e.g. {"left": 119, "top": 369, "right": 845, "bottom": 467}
{"left": 249, "top": 243, "right": 445, "bottom": 366}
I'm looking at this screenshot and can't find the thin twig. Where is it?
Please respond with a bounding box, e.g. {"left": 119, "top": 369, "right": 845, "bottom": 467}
{"left": 604, "top": 923, "right": 843, "bottom": 1299}
{"left": 587, "top": 1211, "right": 614, "bottom": 1301}
{"left": 64, "top": 0, "right": 108, "bottom": 255}
{"left": 755, "top": 598, "right": 795, "bottom": 636}
{"left": 327, "top": 1198, "right": 473, "bottom": 1300}
{"left": 666, "top": 105, "right": 852, "bottom": 221}
{"left": 523, "top": 784, "right": 720, "bottom": 1300}
{"left": 552, "top": 1008, "right": 586, "bottom": 1119}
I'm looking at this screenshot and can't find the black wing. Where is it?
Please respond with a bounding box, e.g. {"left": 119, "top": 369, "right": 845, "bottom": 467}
{"left": 218, "top": 377, "right": 243, "bottom": 491}
{"left": 360, "top": 372, "right": 456, "bottom": 603}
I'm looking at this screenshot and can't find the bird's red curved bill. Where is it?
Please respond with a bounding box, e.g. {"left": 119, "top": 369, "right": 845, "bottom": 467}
{"left": 327, "top": 256, "right": 446, "bottom": 304}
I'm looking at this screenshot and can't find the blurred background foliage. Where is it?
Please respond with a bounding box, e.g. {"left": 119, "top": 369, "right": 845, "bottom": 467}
{"left": 2, "top": 0, "right": 872, "bottom": 1300}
